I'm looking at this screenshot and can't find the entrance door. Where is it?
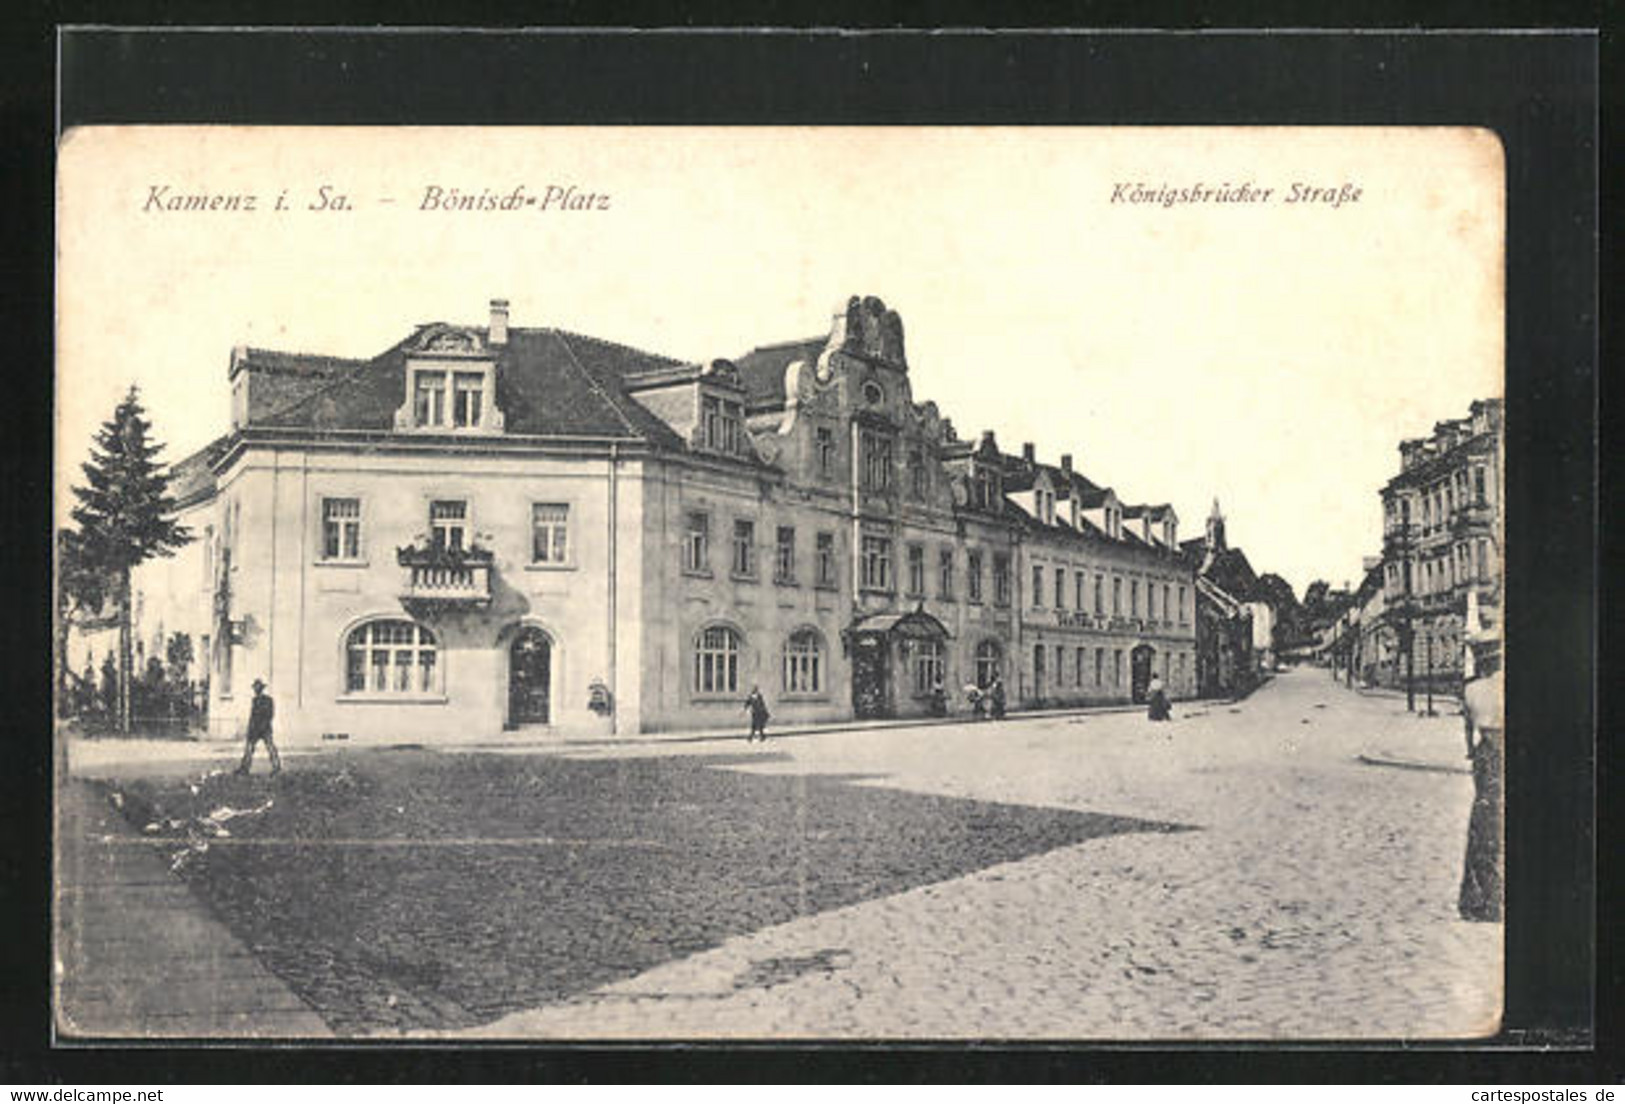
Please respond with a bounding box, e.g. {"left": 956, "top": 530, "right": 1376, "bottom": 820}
{"left": 508, "top": 628, "right": 551, "bottom": 725}
{"left": 851, "top": 634, "right": 891, "bottom": 718}
{"left": 1131, "top": 644, "right": 1155, "bottom": 703}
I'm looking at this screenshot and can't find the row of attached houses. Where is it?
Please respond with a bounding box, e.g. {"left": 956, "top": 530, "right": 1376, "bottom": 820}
{"left": 1313, "top": 399, "right": 1503, "bottom": 696}
{"left": 83, "top": 295, "right": 1251, "bottom": 746}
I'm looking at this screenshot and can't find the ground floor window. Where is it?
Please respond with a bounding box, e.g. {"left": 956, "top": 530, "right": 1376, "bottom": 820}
{"left": 783, "top": 630, "right": 823, "bottom": 694}
{"left": 913, "top": 638, "right": 945, "bottom": 695}
{"left": 1095, "top": 647, "right": 1105, "bottom": 686}
{"left": 1114, "top": 649, "right": 1124, "bottom": 687}
{"left": 346, "top": 619, "right": 438, "bottom": 694}
{"left": 695, "top": 625, "right": 742, "bottom": 695}
{"left": 1076, "top": 647, "right": 1086, "bottom": 687}
{"left": 975, "top": 640, "right": 1002, "bottom": 688}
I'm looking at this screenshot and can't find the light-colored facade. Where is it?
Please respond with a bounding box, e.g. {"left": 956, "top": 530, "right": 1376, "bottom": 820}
{"left": 1376, "top": 399, "right": 1504, "bottom": 693}
{"left": 95, "top": 295, "right": 1198, "bottom": 744}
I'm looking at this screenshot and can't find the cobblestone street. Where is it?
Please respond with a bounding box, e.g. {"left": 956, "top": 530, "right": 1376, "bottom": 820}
{"left": 464, "top": 668, "right": 1501, "bottom": 1039}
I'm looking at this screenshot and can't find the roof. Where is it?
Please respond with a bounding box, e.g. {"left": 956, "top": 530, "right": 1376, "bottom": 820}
{"left": 732, "top": 337, "right": 827, "bottom": 411}
{"left": 252, "top": 327, "right": 686, "bottom": 448}
{"left": 849, "top": 609, "right": 951, "bottom": 639}
{"left": 167, "top": 434, "right": 235, "bottom": 507}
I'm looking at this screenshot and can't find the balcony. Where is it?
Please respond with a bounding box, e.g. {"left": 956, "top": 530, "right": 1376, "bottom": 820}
{"left": 1449, "top": 502, "right": 1495, "bottom": 535}
{"left": 397, "top": 544, "right": 494, "bottom": 608}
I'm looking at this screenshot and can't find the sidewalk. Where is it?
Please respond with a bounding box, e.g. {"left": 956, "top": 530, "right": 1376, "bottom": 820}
{"left": 65, "top": 699, "right": 1160, "bottom": 775}
{"left": 55, "top": 777, "right": 332, "bottom": 1039}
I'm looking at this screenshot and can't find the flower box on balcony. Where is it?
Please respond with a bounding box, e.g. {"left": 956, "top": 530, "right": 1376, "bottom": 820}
{"left": 396, "top": 543, "right": 495, "bottom": 608}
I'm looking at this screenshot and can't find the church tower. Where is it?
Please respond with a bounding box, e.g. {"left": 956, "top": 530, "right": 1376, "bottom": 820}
{"left": 1206, "top": 497, "right": 1227, "bottom": 553}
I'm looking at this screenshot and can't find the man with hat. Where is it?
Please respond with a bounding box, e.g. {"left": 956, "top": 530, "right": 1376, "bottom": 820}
{"left": 235, "top": 677, "right": 281, "bottom": 776}
{"left": 1458, "top": 627, "right": 1502, "bottom": 922}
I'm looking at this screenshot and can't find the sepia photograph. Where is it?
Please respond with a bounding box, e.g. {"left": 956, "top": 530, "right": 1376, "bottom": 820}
{"left": 53, "top": 123, "right": 1508, "bottom": 1042}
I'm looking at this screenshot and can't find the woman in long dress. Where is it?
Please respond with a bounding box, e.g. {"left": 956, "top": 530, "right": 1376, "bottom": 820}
{"left": 1459, "top": 640, "right": 1503, "bottom": 922}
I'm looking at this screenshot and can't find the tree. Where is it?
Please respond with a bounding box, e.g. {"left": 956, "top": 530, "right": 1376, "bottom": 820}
{"left": 1253, "top": 572, "right": 1305, "bottom": 651}
{"left": 55, "top": 528, "right": 108, "bottom": 717}
{"left": 69, "top": 387, "right": 192, "bottom": 732}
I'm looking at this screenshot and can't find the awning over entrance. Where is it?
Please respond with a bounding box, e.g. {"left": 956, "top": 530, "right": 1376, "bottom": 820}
{"left": 843, "top": 608, "right": 951, "bottom": 648}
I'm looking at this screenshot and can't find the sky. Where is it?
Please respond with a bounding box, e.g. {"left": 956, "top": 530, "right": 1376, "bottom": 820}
{"left": 56, "top": 126, "right": 1502, "bottom": 596}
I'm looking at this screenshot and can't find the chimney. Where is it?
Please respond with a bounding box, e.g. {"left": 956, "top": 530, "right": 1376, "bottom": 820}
{"left": 1060, "top": 453, "right": 1073, "bottom": 475}
{"left": 1021, "top": 442, "right": 1035, "bottom": 464}
{"left": 979, "top": 430, "right": 996, "bottom": 450}
{"left": 489, "top": 298, "right": 510, "bottom": 345}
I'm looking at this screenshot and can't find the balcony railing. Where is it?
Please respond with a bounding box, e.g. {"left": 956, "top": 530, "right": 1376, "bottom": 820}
{"left": 1449, "top": 502, "right": 1495, "bottom": 534}
{"left": 397, "top": 545, "right": 494, "bottom": 607}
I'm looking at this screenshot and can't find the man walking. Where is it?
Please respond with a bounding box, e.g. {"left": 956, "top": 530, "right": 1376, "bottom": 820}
{"left": 235, "top": 678, "right": 281, "bottom": 776}
{"left": 743, "top": 685, "right": 771, "bottom": 743}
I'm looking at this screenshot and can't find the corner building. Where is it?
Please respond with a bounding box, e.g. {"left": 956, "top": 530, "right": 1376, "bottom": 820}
{"left": 136, "top": 296, "right": 1198, "bottom": 745}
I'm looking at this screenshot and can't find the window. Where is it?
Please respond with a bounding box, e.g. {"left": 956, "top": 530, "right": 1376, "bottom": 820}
{"left": 322, "top": 498, "right": 362, "bottom": 561}
{"left": 993, "top": 553, "right": 1011, "bottom": 606}
{"left": 1131, "top": 580, "right": 1140, "bottom": 617}
{"left": 453, "top": 372, "right": 485, "bottom": 428}
{"left": 909, "top": 447, "right": 927, "bottom": 498}
{"left": 861, "top": 535, "right": 893, "bottom": 591}
{"left": 783, "top": 630, "right": 823, "bottom": 694}
{"left": 816, "top": 427, "right": 835, "bottom": 476}
{"left": 975, "top": 640, "right": 1002, "bottom": 688}
{"left": 863, "top": 432, "right": 893, "bottom": 491}
{"left": 1075, "top": 647, "right": 1086, "bottom": 687}
{"left": 429, "top": 500, "right": 468, "bottom": 553}
{"left": 1075, "top": 571, "right": 1085, "bottom": 611}
{"left": 733, "top": 519, "right": 757, "bottom": 578}
{"left": 413, "top": 372, "right": 447, "bottom": 426}
{"left": 1094, "top": 647, "right": 1105, "bottom": 686}
{"left": 531, "top": 503, "right": 569, "bottom": 564}
{"left": 1112, "top": 577, "right": 1122, "bottom": 615}
{"left": 1032, "top": 565, "right": 1044, "bottom": 608}
{"left": 938, "top": 548, "right": 955, "bottom": 599}
{"left": 1055, "top": 568, "right": 1066, "bottom": 609}
{"left": 913, "top": 639, "right": 945, "bottom": 696}
{"left": 1095, "top": 576, "right": 1104, "bottom": 615}
{"left": 684, "top": 511, "right": 710, "bottom": 573}
{"left": 693, "top": 625, "right": 741, "bottom": 695}
{"left": 1477, "top": 538, "right": 1490, "bottom": 581}
{"left": 1474, "top": 466, "right": 1487, "bottom": 503}
{"left": 1114, "top": 648, "right": 1124, "bottom": 687}
{"left": 907, "top": 545, "right": 926, "bottom": 596}
{"left": 345, "top": 620, "right": 438, "bottom": 696}
{"left": 1163, "top": 584, "right": 1171, "bottom": 623}
{"left": 775, "top": 526, "right": 796, "bottom": 583}
{"left": 1177, "top": 653, "right": 1186, "bottom": 682}
{"left": 1055, "top": 645, "right": 1065, "bottom": 686}
{"left": 816, "top": 531, "right": 836, "bottom": 587}
{"left": 702, "top": 395, "right": 744, "bottom": 454}
{"left": 1147, "top": 582, "right": 1156, "bottom": 620}
{"left": 967, "top": 550, "right": 984, "bottom": 603}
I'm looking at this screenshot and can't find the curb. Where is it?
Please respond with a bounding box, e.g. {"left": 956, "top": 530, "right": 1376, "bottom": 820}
{"left": 1355, "top": 752, "right": 1472, "bottom": 776}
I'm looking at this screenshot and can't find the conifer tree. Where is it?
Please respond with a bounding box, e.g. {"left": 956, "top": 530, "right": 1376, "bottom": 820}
{"left": 69, "top": 387, "right": 191, "bottom": 732}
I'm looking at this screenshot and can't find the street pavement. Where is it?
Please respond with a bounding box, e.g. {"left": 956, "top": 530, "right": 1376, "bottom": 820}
{"left": 458, "top": 668, "right": 1500, "bottom": 1040}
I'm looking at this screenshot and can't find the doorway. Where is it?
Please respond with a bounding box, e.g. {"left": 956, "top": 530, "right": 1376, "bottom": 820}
{"left": 508, "top": 627, "right": 552, "bottom": 726}
{"left": 851, "top": 635, "right": 891, "bottom": 719}
{"left": 1131, "top": 644, "right": 1155, "bottom": 704}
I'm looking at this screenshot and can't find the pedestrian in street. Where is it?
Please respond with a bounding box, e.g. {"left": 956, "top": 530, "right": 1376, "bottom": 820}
{"left": 989, "top": 676, "right": 1006, "bottom": 720}
{"left": 1458, "top": 632, "right": 1503, "bottom": 922}
{"left": 964, "top": 683, "right": 985, "bottom": 719}
{"left": 235, "top": 678, "right": 281, "bottom": 776}
{"left": 743, "top": 685, "right": 771, "bottom": 742}
{"left": 1147, "top": 673, "right": 1172, "bottom": 722}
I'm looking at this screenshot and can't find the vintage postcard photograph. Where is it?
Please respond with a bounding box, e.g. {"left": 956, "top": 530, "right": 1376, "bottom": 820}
{"left": 53, "top": 125, "right": 1504, "bottom": 1041}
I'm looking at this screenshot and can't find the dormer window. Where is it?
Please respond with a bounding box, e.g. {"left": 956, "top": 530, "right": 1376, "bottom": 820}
{"left": 702, "top": 394, "right": 744, "bottom": 454}
{"left": 413, "top": 369, "right": 489, "bottom": 428}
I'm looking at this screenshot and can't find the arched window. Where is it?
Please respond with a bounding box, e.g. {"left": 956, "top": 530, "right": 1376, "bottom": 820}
{"left": 975, "top": 639, "right": 1002, "bottom": 689}
{"left": 782, "top": 630, "right": 824, "bottom": 694}
{"left": 346, "top": 619, "right": 439, "bottom": 695}
{"left": 694, "top": 625, "right": 742, "bottom": 695}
